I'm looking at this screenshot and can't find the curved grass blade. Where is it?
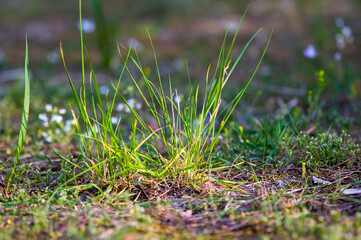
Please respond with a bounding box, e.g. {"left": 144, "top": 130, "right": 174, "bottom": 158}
{"left": 6, "top": 37, "right": 30, "bottom": 191}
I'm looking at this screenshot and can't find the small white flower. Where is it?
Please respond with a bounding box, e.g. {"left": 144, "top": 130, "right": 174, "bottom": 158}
{"left": 59, "top": 108, "right": 66, "bottom": 114}
{"left": 222, "top": 20, "right": 238, "bottom": 33}
{"left": 64, "top": 125, "right": 71, "bottom": 133}
{"left": 116, "top": 103, "right": 126, "bottom": 112}
{"left": 127, "top": 98, "right": 136, "bottom": 108}
{"left": 65, "top": 119, "right": 76, "bottom": 126}
{"left": 303, "top": 45, "right": 317, "bottom": 59}
{"left": 174, "top": 95, "right": 181, "bottom": 104}
{"left": 333, "top": 52, "right": 342, "bottom": 61}
{"left": 55, "top": 128, "right": 61, "bottom": 134}
{"left": 341, "top": 26, "right": 352, "bottom": 38}
{"left": 41, "top": 132, "right": 52, "bottom": 143}
{"left": 78, "top": 19, "right": 96, "bottom": 34}
{"left": 99, "top": 85, "right": 109, "bottom": 95}
{"left": 45, "top": 104, "right": 52, "bottom": 112}
{"left": 127, "top": 38, "right": 144, "bottom": 52}
{"left": 111, "top": 116, "right": 119, "bottom": 124}
{"left": 39, "top": 113, "right": 48, "bottom": 122}
{"left": 335, "top": 33, "right": 346, "bottom": 49}
{"left": 64, "top": 119, "right": 76, "bottom": 132}
{"left": 116, "top": 99, "right": 140, "bottom": 113}
{"left": 50, "top": 114, "right": 63, "bottom": 123}
{"left": 335, "top": 18, "right": 344, "bottom": 27}
{"left": 47, "top": 50, "right": 60, "bottom": 64}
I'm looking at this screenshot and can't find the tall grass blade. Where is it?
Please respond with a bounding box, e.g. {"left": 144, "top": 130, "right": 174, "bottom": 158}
{"left": 6, "top": 37, "right": 30, "bottom": 191}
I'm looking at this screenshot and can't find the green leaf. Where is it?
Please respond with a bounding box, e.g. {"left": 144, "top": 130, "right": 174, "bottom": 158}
{"left": 7, "top": 36, "right": 30, "bottom": 191}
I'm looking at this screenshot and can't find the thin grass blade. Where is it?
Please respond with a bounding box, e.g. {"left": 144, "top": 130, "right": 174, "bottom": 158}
{"left": 6, "top": 37, "right": 30, "bottom": 191}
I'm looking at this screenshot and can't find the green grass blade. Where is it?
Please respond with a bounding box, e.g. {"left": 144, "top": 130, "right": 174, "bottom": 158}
{"left": 85, "top": 48, "right": 103, "bottom": 110}
{"left": 221, "top": 31, "right": 273, "bottom": 129}
{"left": 6, "top": 37, "right": 30, "bottom": 191}
{"left": 60, "top": 43, "right": 87, "bottom": 124}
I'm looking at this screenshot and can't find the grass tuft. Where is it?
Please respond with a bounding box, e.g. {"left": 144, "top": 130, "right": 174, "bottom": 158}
{"left": 57, "top": 0, "right": 272, "bottom": 195}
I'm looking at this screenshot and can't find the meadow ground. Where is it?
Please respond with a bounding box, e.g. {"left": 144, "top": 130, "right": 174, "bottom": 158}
{"left": 1, "top": 1, "right": 361, "bottom": 239}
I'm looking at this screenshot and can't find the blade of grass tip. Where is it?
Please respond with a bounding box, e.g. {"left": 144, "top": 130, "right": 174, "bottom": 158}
{"left": 184, "top": 60, "right": 195, "bottom": 132}
{"left": 207, "top": 27, "right": 259, "bottom": 121}
{"left": 206, "top": 41, "right": 226, "bottom": 111}
{"left": 206, "top": 7, "right": 249, "bottom": 109}
{"left": 210, "top": 27, "right": 228, "bottom": 89}
{"left": 60, "top": 42, "right": 87, "bottom": 123}
{"left": 223, "top": 6, "right": 249, "bottom": 74}
{"left": 204, "top": 31, "right": 273, "bottom": 174}
{"left": 168, "top": 75, "right": 174, "bottom": 147}
{"left": 85, "top": 48, "right": 102, "bottom": 109}
{"left": 6, "top": 36, "right": 30, "bottom": 191}
{"left": 144, "top": 35, "right": 169, "bottom": 122}
{"left": 217, "top": 30, "right": 273, "bottom": 135}
{"left": 105, "top": 43, "right": 132, "bottom": 131}
{"left": 115, "top": 46, "right": 160, "bottom": 126}
{"left": 129, "top": 51, "right": 162, "bottom": 110}
{"left": 217, "top": 30, "right": 273, "bottom": 136}
{"left": 146, "top": 30, "right": 163, "bottom": 89}
{"left": 197, "top": 65, "right": 211, "bottom": 135}
{"left": 117, "top": 48, "right": 153, "bottom": 112}
{"left": 223, "top": 28, "right": 263, "bottom": 87}
{"left": 139, "top": 33, "right": 171, "bottom": 139}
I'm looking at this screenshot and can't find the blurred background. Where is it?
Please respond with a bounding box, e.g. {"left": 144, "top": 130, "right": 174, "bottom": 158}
{"left": 0, "top": 0, "right": 360, "bottom": 140}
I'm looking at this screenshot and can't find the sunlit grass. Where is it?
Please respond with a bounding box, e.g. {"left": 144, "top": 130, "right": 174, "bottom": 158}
{"left": 1, "top": 1, "right": 361, "bottom": 239}
{"left": 6, "top": 37, "right": 30, "bottom": 194}
{"left": 56, "top": 0, "right": 272, "bottom": 194}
